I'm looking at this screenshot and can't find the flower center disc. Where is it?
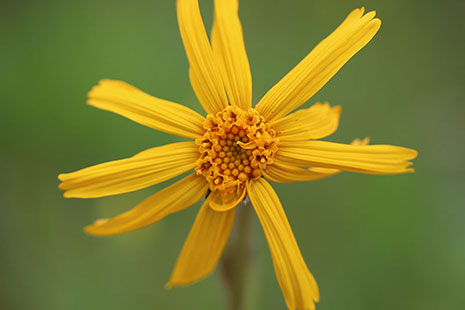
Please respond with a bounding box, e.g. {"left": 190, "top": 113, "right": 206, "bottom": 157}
{"left": 196, "top": 106, "right": 279, "bottom": 194}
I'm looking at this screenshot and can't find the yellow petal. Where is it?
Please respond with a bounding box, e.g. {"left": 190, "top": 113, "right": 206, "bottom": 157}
{"left": 263, "top": 160, "right": 339, "bottom": 183}
{"left": 256, "top": 8, "right": 381, "bottom": 121}
{"left": 211, "top": 0, "right": 252, "bottom": 110}
{"left": 167, "top": 195, "right": 236, "bottom": 287}
{"left": 209, "top": 186, "right": 246, "bottom": 211}
{"left": 247, "top": 178, "right": 319, "bottom": 309}
{"left": 264, "top": 137, "right": 370, "bottom": 183}
{"left": 277, "top": 140, "right": 418, "bottom": 175}
{"left": 272, "top": 102, "right": 341, "bottom": 143}
{"left": 58, "top": 142, "right": 198, "bottom": 198}
{"left": 177, "top": 0, "right": 228, "bottom": 114}
{"left": 84, "top": 174, "right": 208, "bottom": 236}
{"left": 87, "top": 80, "right": 205, "bottom": 139}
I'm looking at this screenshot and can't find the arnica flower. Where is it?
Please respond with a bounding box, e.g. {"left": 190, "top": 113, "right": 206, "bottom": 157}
{"left": 58, "top": 1, "right": 417, "bottom": 309}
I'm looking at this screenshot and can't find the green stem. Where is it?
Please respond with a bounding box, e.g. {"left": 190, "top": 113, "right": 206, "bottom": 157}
{"left": 221, "top": 199, "right": 253, "bottom": 310}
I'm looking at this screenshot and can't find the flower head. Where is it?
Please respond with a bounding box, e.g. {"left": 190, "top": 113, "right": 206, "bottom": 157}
{"left": 58, "top": 1, "right": 417, "bottom": 309}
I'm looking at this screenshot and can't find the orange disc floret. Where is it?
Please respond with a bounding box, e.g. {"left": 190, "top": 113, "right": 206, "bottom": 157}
{"left": 195, "top": 106, "right": 279, "bottom": 193}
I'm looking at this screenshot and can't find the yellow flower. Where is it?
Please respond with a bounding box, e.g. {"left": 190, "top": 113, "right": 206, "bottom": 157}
{"left": 58, "top": 1, "right": 417, "bottom": 309}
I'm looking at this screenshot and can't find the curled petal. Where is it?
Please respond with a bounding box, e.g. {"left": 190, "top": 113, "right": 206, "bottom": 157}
{"left": 209, "top": 186, "right": 246, "bottom": 211}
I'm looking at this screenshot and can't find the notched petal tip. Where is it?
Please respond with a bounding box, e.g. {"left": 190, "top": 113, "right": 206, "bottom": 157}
{"left": 364, "top": 10, "right": 377, "bottom": 21}
{"left": 62, "top": 191, "right": 73, "bottom": 198}
{"left": 86, "top": 80, "right": 109, "bottom": 100}
{"left": 57, "top": 181, "right": 65, "bottom": 190}
{"left": 351, "top": 136, "right": 370, "bottom": 146}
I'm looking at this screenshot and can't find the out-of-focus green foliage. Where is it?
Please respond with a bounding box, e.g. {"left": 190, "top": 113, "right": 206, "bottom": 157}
{"left": 1, "top": 0, "right": 464, "bottom": 309}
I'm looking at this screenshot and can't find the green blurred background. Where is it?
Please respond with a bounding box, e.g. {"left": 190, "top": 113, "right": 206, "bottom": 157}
{"left": 1, "top": 0, "right": 464, "bottom": 309}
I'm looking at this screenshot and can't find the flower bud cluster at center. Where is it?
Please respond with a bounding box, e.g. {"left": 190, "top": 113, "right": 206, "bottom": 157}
{"left": 195, "top": 106, "right": 279, "bottom": 194}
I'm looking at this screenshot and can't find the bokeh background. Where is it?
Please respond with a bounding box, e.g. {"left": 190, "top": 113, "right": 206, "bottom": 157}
{"left": 1, "top": 0, "right": 464, "bottom": 309}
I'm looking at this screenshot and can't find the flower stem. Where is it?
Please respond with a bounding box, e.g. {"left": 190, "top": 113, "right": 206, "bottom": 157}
{"left": 221, "top": 199, "right": 254, "bottom": 310}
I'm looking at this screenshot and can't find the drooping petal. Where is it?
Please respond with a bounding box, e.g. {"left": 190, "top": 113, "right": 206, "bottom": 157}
{"left": 58, "top": 142, "right": 198, "bottom": 198}
{"left": 209, "top": 186, "right": 246, "bottom": 211}
{"left": 247, "top": 178, "right": 319, "bottom": 310}
{"left": 177, "top": 0, "right": 228, "bottom": 114}
{"left": 256, "top": 8, "right": 381, "bottom": 121}
{"left": 84, "top": 174, "right": 208, "bottom": 236}
{"left": 276, "top": 140, "right": 417, "bottom": 175}
{"left": 272, "top": 102, "right": 341, "bottom": 142}
{"left": 167, "top": 195, "right": 236, "bottom": 287}
{"left": 211, "top": 0, "right": 252, "bottom": 110}
{"left": 87, "top": 80, "right": 205, "bottom": 139}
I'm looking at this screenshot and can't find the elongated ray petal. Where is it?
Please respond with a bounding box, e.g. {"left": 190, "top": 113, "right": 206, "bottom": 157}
{"left": 256, "top": 8, "right": 381, "bottom": 121}
{"left": 264, "top": 137, "right": 370, "bottom": 182}
{"left": 272, "top": 102, "right": 341, "bottom": 142}
{"left": 276, "top": 140, "right": 417, "bottom": 174}
{"left": 58, "top": 142, "right": 198, "bottom": 198}
{"left": 247, "top": 178, "right": 319, "bottom": 310}
{"left": 85, "top": 174, "right": 208, "bottom": 236}
{"left": 87, "top": 80, "right": 205, "bottom": 139}
{"left": 167, "top": 195, "right": 236, "bottom": 286}
{"left": 177, "top": 0, "right": 228, "bottom": 114}
{"left": 263, "top": 160, "right": 339, "bottom": 183}
{"left": 211, "top": 0, "right": 252, "bottom": 110}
